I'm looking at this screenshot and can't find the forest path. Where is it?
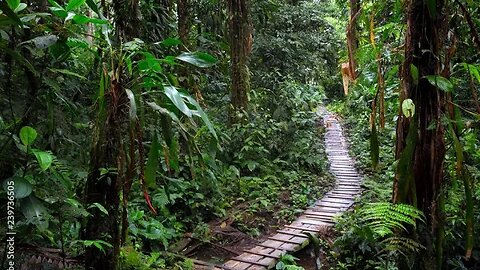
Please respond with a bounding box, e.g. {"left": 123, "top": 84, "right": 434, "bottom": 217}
{"left": 195, "top": 106, "right": 363, "bottom": 270}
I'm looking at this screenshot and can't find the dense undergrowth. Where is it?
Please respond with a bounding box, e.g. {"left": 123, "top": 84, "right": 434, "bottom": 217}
{"left": 323, "top": 6, "right": 480, "bottom": 267}
{"left": 0, "top": 0, "right": 342, "bottom": 269}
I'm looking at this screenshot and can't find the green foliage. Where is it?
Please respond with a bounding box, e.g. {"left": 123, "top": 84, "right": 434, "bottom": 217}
{"left": 120, "top": 246, "right": 166, "bottom": 270}
{"left": 276, "top": 254, "right": 305, "bottom": 270}
{"left": 251, "top": 0, "right": 342, "bottom": 95}
{"left": 210, "top": 82, "right": 334, "bottom": 233}
{"left": 359, "top": 203, "right": 424, "bottom": 237}
{"left": 332, "top": 203, "right": 425, "bottom": 269}
{"left": 330, "top": 0, "right": 480, "bottom": 268}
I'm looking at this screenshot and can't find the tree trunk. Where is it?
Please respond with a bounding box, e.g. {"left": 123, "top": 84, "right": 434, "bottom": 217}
{"left": 85, "top": 79, "right": 127, "bottom": 270}
{"left": 228, "top": 0, "right": 253, "bottom": 113}
{"left": 113, "top": 0, "right": 142, "bottom": 42}
{"left": 346, "top": 0, "right": 360, "bottom": 80}
{"left": 177, "top": 0, "right": 190, "bottom": 47}
{"left": 84, "top": 1, "right": 141, "bottom": 269}
{"left": 393, "top": 0, "right": 447, "bottom": 268}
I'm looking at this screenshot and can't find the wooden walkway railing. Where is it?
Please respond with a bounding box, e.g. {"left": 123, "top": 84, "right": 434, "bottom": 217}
{"left": 195, "top": 108, "right": 362, "bottom": 270}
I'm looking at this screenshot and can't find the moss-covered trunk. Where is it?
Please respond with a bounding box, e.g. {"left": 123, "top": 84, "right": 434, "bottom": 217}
{"left": 393, "top": 0, "right": 447, "bottom": 268}
{"left": 228, "top": 0, "right": 252, "bottom": 113}
{"left": 84, "top": 0, "right": 141, "bottom": 269}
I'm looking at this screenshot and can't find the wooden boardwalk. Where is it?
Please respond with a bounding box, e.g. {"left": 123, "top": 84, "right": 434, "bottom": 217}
{"left": 195, "top": 108, "right": 362, "bottom": 270}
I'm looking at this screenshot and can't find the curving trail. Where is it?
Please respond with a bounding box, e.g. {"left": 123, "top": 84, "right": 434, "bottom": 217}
{"left": 195, "top": 107, "right": 363, "bottom": 270}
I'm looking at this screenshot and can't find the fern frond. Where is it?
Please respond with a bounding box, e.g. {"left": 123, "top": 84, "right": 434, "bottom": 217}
{"left": 358, "top": 202, "right": 424, "bottom": 237}
{"left": 380, "top": 236, "right": 426, "bottom": 255}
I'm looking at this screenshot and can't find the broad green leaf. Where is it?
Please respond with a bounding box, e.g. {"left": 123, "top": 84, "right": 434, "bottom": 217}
{"left": 125, "top": 89, "right": 137, "bottom": 120}
{"left": 85, "top": 0, "right": 100, "bottom": 16}
{"left": 20, "top": 195, "right": 48, "bottom": 230}
{"left": 0, "top": 1, "right": 22, "bottom": 25}
{"left": 7, "top": 0, "right": 20, "bottom": 10}
{"left": 67, "top": 37, "right": 90, "bottom": 49}
{"left": 139, "top": 52, "right": 162, "bottom": 72}
{"left": 462, "top": 63, "right": 480, "bottom": 83}
{"left": 402, "top": 99, "right": 415, "bottom": 118}
{"left": 160, "top": 38, "right": 181, "bottom": 46}
{"left": 146, "top": 101, "right": 182, "bottom": 125}
{"left": 88, "top": 17, "right": 108, "bottom": 24}
{"left": 65, "top": 12, "right": 75, "bottom": 21}
{"left": 20, "top": 126, "right": 37, "bottom": 146}
{"left": 88, "top": 202, "right": 109, "bottom": 215}
{"left": 47, "top": 0, "right": 62, "bottom": 8}
{"left": 183, "top": 95, "right": 217, "bottom": 139}
{"left": 65, "top": 198, "right": 90, "bottom": 217}
{"left": 72, "top": 14, "right": 89, "bottom": 24}
{"left": 164, "top": 86, "right": 192, "bottom": 117}
{"left": 424, "top": 75, "right": 453, "bottom": 92}
{"left": 49, "top": 68, "right": 86, "bottom": 80}
{"left": 14, "top": 3, "right": 27, "bottom": 13}
{"left": 145, "top": 132, "right": 161, "bottom": 188}
{"left": 410, "top": 64, "right": 419, "bottom": 85}
{"left": 176, "top": 52, "right": 217, "bottom": 68}
{"left": 32, "top": 150, "right": 53, "bottom": 171}
{"left": 66, "top": 0, "right": 86, "bottom": 11}
{"left": 49, "top": 7, "right": 68, "bottom": 18}
{"left": 2, "top": 176, "right": 32, "bottom": 199}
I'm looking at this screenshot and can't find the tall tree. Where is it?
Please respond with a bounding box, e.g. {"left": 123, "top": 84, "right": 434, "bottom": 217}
{"left": 346, "top": 0, "right": 360, "bottom": 80}
{"left": 84, "top": 0, "right": 142, "bottom": 269}
{"left": 177, "top": 0, "right": 190, "bottom": 46}
{"left": 228, "top": 0, "right": 253, "bottom": 112}
{"left": 393, "top": 0, "right": 447, "bottom": 268}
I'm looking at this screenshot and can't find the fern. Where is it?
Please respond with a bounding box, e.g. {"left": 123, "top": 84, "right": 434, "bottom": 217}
{"left": 357, "top": 202, "right": 426, "bottom": 256}
{"left": 381, "top": 236, "right": 426, "bottom": 256}
{"left": 359, "top": 202, "right": 425, "bottom": 237}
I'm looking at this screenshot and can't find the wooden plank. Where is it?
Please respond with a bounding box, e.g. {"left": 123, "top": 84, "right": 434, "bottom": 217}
{"left": 325, "top": 192, "right": 356, "bottom": 198}
{"left": 192, "top": 258, "right": 237, "bottom": 270}
{"left": 321, "top": 198, "right": 354, "bottom": 204}
{"left": 245, "top": 266, "right": 267, "bottom": 270}
{"left": 268, "top": 236, "right": 304, "bottom": 245}
{"left": 330, "top": 190, "right": 359, "bottom": 195}
{"left": 304, "top": 210, "right": 338, "bottom": 218}
{"left": 335, "top": 187, "right": 361, "bottom": 191}
{"left": 307, "top": 206, "right": 341, "bottom": 213}
{"left": 256, "top": 243, "right": 295, "bottom": 252}
{"left": 284, "top": 225, "right": 324, "bottom": 233}
{"left": 315, "top": 201, "right": 349, "bottom": 207}
{"left": 297, "top": 218, "right": 332, "bottom": 226}
{"left": 304, "top": 215, "right": 336, "bottom": 223}
{"left": 230, "top": 257, "right": 270, "bottom": 267}
{"left": 336, "top": 182, "right": 361, "bottom": 186}
{"left": 276, "top": 230, "right": 310, "bottom": 238}
{"left": 242, "top": 249, "right": 283, "bottom": 259}
{"left": 257, "top": 257, "right": 277, "bottom": 269}
{"left": 222, "top": 260, "right": 251, "bottom": 270}
{"left": 316, "top": 202, "right": 352, "bottom": 209}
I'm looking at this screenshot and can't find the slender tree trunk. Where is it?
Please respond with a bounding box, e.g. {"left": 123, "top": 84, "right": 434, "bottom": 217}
{"left": 177, "top": 0, "right": 190, "bottom": 47}
{"left": 84, "top": 1, "right": 141, "bottom": 269}
{"left": 346, "top": 0, "right": 360, "bottom": 80}
{"left": 393, "top": 0, "right": 447, "bottom": 268}
{"left": 228, "top": 0, "right": 253, "bottom": 113}
{"left": 84, "top": 79, "right": 127, "bottom": 269}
